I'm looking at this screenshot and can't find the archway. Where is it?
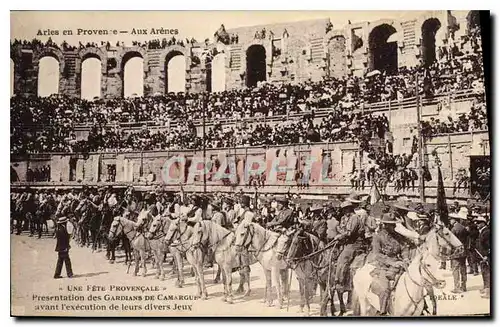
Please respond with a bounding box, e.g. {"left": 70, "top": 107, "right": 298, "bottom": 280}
{"left": 246, "top": 45, "right": 266, "bottom": 88}
{"left": 122, "top": 52, "right": 144, "bottom": 97}
{"left": 211, "top": 53, "right": 226, "bottom": 93}
{"left": 421, "top": 18, "right": 441, "bottom": 67}
{"left": 10, "top": 59, "right": 14, "bottom": 97}
{"left": 37, "top": 56, "right": 60, "bottom": 97}
{"left": 368, "top": 24, "right": 398, "bottom": 74}
{"left": 81, "top": 56, "right": 102, "bottom": 100}
{"left": 165, "top": 51, "right": 186, "bottom": 93}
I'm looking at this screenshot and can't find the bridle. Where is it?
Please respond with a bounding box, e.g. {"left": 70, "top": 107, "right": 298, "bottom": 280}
{"left": 148, "top": 217, "right": 167, "bottom": 240}
{"left": 165, "top": 220, "right": 192, "bottom": 254}
{"left": 109, "top": 218, "right": 136, "bottom": 242}
{"left": 401, "top": 230, "right": 447, "bottom": 315}
{"left": 191, "top": 221, "right": 232, "bottom": 250}
{"left": 236, "top": 223, "right": 278, "bottom": 257}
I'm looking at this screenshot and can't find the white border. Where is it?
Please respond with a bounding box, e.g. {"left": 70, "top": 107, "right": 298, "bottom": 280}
{"left": 3, "top": 1, "right": 498, "bottom": 327}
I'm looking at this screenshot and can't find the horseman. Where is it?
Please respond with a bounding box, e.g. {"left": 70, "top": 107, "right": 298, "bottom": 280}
{"left": 266, "top": 197, "right": 294, "bottom": 232}
{"left": 365, "top": 212, "right": 417, "bottom": 315}
{"left": 211, "top": 200, "right": 232, "bottom": 230}
{"left": 74, "top": 187, "right": 95, "bottom": 246}
{"left": 186, "top": 194, "right": 206, "bottom": 224}
{"left": 221, "top": 197, "right": 235, "bottom": 228}
{"left": 333, "top": 194, "right": 369, "bottom": 292}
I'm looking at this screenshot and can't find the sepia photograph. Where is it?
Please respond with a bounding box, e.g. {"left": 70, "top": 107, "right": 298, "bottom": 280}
{"left": 10, "top": 10, "right": 491, "bottom": 317}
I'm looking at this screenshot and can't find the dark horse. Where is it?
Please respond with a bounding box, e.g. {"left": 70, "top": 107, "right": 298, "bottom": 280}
{"left": 276, "top": 229, "right": 351, "bottom": 316}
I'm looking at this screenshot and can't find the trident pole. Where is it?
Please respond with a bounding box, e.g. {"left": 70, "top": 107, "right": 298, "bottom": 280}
{"left": 416, "top": 71, "right": 425, "bottom": 203}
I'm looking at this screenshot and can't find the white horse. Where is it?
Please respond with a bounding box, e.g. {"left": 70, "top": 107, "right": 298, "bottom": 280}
{"left": 190, "top": 220, "right": 252, "bottom": 303}
{"left": 234, "top": 222, "right": 289, "bottom": 308}
{"left": 145, "top": 214, "right": 171, "bottom": 281}
{"left": 352, "top": 224, "right": 463, "bottom": 316}
{"left": 108, "top": 216, "right": 150, "bottom": 277}
{"left": 163, "top": 219, "right": 207, "bottom": 298}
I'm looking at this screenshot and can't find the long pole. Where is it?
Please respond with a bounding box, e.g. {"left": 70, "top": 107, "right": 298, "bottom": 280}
{"left": 202, "top": 95, "right": 207, "bottom": 194}
{"left": 416, "top": 71, "right": 425, "bottom": 203}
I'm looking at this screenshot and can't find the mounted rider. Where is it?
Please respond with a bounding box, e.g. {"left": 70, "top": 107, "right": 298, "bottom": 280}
{"left": 211, "top": 200, "right": 232, "bottom": 230}
{"left": 333, "top": 193, "right": 371, "bottom": 292}
{"left": 266, "top": 197, "right": 294, "bottom": 233}
{"left": 222, "top": 197, "right": 236, "bottom": 229}
{"left": 367, "top": 206, "right": 427, "bottom": 315}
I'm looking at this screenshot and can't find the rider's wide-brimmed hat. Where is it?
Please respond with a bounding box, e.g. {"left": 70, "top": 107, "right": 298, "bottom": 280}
{"left": 57, "top": 217, "right": 69, "bottom": 224}
{"left": 240, "top": 195, "right": 251, "bottom": 207}
{"left": 407, "top": 203, "right": 429, "bottom": 220}
{"left": 274, "top": 196, "right": 289, "bottom": 206}
{"left": 380, "top": 212, "right": 398, "bottom": 224}
{"left": 449, "top": 207, "right": 469, "bottom": 220}
{"left": 310, "top": 203, "right": 323, "bottom": 212}
{"left": 473, "top": 215, "right": 488, "bottom": 223}
{"left": 392, "top": 201, "right": 412, "bottom": 211}
{"left": 340, "top": 200, "right": 354, "bottom": 209}
{"left": 223, "top": 197, "right": 234, "bottom": 206}
{"left": 346, "top": 193, "right": 363, "bottom": 204}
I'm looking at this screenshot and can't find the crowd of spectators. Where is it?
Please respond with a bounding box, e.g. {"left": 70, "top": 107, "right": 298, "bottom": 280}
{"left": 11, "top": 29, "right": 486, "bottom": 155}
{"left": 421, "top": 96, "right": 487, "bottom": 138}
{"left": 26, "top": 165, "right": 51, "bottom": 182}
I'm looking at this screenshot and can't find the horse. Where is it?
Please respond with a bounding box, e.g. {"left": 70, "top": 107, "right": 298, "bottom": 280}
{"left": 164, "top": 218, "right": 200, "bottom": 294}
{"left": 234, "top": 222, "right": 289, "bottom": 308}
{"left": 276, "top": 230, "right": 344, "bottom": 316}
{"left": 108, "top": 216, "right": 150, "bottom": 277}
{"left": 145, "top": 214, "right": 172, "bottom": 280}
{"left": 190, "top": 220, "right": 252, "bottom": 303}
{"left": 352, "top": 223, "right": 463, "bottom": 316}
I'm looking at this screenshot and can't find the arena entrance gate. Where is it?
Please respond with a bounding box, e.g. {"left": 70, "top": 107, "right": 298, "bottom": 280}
{"left": 246, "top": 45, "right": 266, "bottom": 88}
{"left": 368, "top": 24, "right": 398, "bottom": 74}
{"left": 421, "top": 18, "right": 441, "bottom": 67}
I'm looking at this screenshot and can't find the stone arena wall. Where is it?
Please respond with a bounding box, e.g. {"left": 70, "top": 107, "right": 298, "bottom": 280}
{"left": 11, "top": 10, "right": 477, "bottom": 97}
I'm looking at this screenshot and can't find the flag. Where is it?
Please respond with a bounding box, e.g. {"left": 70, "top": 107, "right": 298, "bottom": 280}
{"left": 447, "top": 10, "right": 460, "bottom": 34}
{"left": 368, "top": 182, "right": 382, "bottom": 205}
{"left": 436, "top": 165, "right": 449, "bottom": 226}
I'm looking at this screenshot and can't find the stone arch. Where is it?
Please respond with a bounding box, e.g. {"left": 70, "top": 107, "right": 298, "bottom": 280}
{"left": 120, "top": 51, "right": 145, "bottom": 97}
{"left": 161, "top": 49, "right": 188, "bottom": 93}
{"left": 245, "top": 44, "right": 267, "bottom": 87}
{"left": 78, "top": 47, "right": 107, "bottom": 74}
{"left": 420, "top": 18, "right": 442, "bottom": 67}
{"left": 159, "top": 45, "right": 190, "bottom": 72}
{"left": 209, "top": 52, "right": 226, "bottom": 93}
{"left": 115, "top": 46, "right": 148, "bottom": 73}
{"left": 240, "top": 39, "right": 270, "bottom": 76}
{"left": 33, "top": 46, "right": 65, "bottom": 74}
{"left": 368, "top": 21, "right": 400, "bottom": 73}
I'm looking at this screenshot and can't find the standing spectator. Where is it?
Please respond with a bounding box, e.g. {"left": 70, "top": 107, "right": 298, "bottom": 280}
{"left": 54, "top": 216, "right": 74, "bottom": 279}
{"left": 473, "top": 215, "right": 490, "bottom": 298}
{"left": 448, "top": 208, "right": 469, "bottom": 293}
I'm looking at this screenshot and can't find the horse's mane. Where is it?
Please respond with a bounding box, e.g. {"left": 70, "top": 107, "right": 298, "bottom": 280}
{"left": 292, "top": 231, "right": 321, "bottom": 258}
{"left": 200, "top": 220, "right": 231, "bottom": 244}
{"left": 250, "top": 222, "right": 279, "bottom": 237}
{"left": 117, "top": 215, "right": 137, "bottom": 228}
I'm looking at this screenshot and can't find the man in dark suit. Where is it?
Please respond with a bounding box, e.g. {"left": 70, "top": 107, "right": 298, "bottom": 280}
{"left": 473, "top": 215, "right": 490, "bottom": 299}
{"left": 54, "top": 217, "right": 73, "bottom": 279}
{"left": 266, "top": 197, "right": 294, "bottom": 231}
{"left": 449, "top": 208, "right": 469, "bottom": 293}
{"left": 465, "top": 216, "right": 479, "bottom": 275}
